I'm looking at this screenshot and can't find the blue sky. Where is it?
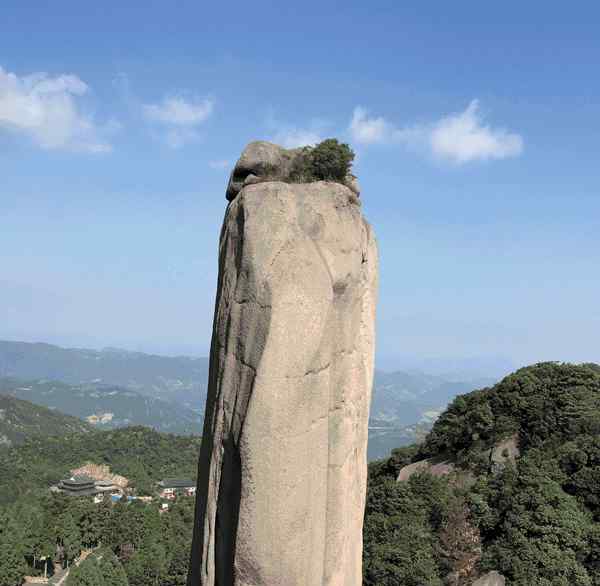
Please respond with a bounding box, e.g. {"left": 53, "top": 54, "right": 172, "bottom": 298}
{"left": 2, "top": 1, "right": 599, "bottom": 373}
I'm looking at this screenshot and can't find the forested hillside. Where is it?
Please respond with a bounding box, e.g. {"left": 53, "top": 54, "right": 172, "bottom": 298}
{"left": 0, "top": 489, "right": 195, "bottom": 586}
{"left": 0, "top": 426, "right": 201, "bottom": 505}
{"left": 0, "top": 377, "right": 200, "bottom": 435}
{"left": 0, "top": 423, "right": 202, "bottom": 585}
{"left": 0, "top": 395, "right": 91, "bottom": 448}
{"left": 364, "top": 362, "right": 600, "bottom": 585}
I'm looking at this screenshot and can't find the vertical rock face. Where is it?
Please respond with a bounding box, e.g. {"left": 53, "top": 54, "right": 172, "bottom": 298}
{"left": 188, "top": 142, "right": 378, "bottom": 586}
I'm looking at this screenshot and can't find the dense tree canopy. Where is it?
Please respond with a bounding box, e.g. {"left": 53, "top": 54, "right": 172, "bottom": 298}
{"left": 365, "top": 362, "right": 600, "bottom": 585}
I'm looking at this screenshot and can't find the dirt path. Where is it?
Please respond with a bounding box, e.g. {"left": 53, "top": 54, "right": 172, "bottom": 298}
{"left": 52, "top": 549, "right": 94, "bottom": 586}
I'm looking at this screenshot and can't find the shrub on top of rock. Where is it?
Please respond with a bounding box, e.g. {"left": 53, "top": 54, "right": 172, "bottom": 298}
{"left": 226, "top": 139, "right": 358, "bottom": 201}
{"left": 290, "top": 138, "right": 355, "bottom": 183}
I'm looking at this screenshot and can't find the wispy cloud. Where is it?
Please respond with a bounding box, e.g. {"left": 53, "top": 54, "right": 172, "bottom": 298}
{"left": 0, "top": 65, "right": 113, "bottom": 153}
{"left": 142, "top": 95, "right": 214, "bottom": 148}
{"left": 348, "top": 101, "right": 523, "bottom": 164}
{"left": 143, "top": 96, "right": 213, "bottom": 126}
{"left": 349, "top": 107, "right": 391, "bottom": 145}
{"left": 265, "top": 112, "right": 329, "bottom": 148}
{"left": 271, "top": 127, "right": 322, "bottom": 149}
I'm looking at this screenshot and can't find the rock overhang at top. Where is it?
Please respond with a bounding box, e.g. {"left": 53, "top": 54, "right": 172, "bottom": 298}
{"left": 225, "top": 140, "right": 361, "bottom": 202}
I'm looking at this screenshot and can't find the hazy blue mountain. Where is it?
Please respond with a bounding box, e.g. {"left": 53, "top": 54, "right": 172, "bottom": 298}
{"left": 0, "top": 340, "right": 208, "bottom": 411}
{"left": 0, "top": 394, "right": 91, "bottom": 447}
{"left": 367, "top": 419, "right": 433, "bottom": 461}
{"left": 371, "top": 370, "right": 496, "bottom": 425}
{"left": 374, "top": 354, "right": 515, "bottom": 380}
{"left": 0, "top": 340, "right": 497, "bottom": 457}
{"left": 0, "top": 377, "right": 200, "bottom": 435}
{"left": 367, "top": 371, "right": 496, "bottom": 460}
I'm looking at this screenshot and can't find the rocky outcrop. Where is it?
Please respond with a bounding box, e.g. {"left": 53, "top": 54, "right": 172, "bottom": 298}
{"left": 473, "top": 570, "right": 506, "bottom": 586}
{"left": 488, "top": 434, "right": 520, "bottom": 473}
{"left": 225, "top": 141, "right": 360, "bottom": 202}
{"left": 396, "top": 457, "right": 475, "bottom": 488}
{"left": 188, "top": 142, "right": 378, "bottom": 586}
{"left": 397, "top": 433, "right": 520, "bottom": 486}
{"left": 71, "top": 463, "right": 128, "bottom": 488}
{"left": 396, "top": 458, "right": 456, "bottom": 482}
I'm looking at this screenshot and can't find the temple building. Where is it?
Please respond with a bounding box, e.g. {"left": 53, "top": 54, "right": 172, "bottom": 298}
{"left": 57, "top": 475, "right": 98, "bottom": 496}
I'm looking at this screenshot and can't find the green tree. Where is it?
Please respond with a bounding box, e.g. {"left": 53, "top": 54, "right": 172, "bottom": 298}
{"left": 363, "top": 478, "right": 442, "bottom": 585}
{"left": 0, "top": 539, "right": 27, "bottom": 586}
{"left": 306, "top": 138, "right": 354, "bottom": 181}
{"left": 31, "top": 511, "right": 54, "bottom": 578}
{"left": 75, "top": 500, "right": 99, "bottom": 550}
{"left": 61, "top": 511, "right": 82, "bottom": 568}
{"left": 96, "top": 548, "right": 128, "bottom": 586}
{"left": 289, "top": 138, "right": 355, "bottom": 183}
{"left": 67, "top": 557, "right": 102, "bottom": 586}
{"left": 125, "top": 541, "right": 166, "bottom": 586}
{"left": 481, "top": 459, "right": 592, "bottom": 585}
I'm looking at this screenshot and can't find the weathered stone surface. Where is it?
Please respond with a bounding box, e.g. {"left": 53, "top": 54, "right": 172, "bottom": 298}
{"left": 226, "top": 140, "right": 359, "bottom": 202}
{"left": 189, "top": 166, "right": 378, "bottom": 585}
{"left": 226, "top": 141, "right": 295, "bottom": 201}
{"left": 473, "top": 570, "right": 506, "bottom": 586}
{"left": 396, "top": 457, "right": 476, "bottom": 488}
{"left": 489, "top": 433, "right": 520, "bottom": 473}
{"left": 344, "top": 174, "right": 360, "bottom": 197}
{"left": 396, "top": 458, "right": 455, "bottom": 482}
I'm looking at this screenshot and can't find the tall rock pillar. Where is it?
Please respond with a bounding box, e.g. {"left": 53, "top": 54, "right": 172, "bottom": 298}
{"left": 188, "top": 142, "right": 378, "bottom": 586}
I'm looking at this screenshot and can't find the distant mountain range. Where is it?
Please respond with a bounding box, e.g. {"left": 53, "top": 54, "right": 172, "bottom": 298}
{"left": 0, "top": 340, "right": 496, "bottom": 459}
{"left": 0, "top": 377, "right": 200, "bottom": 435}
{"left": 0, "top": 340, "right": 209, "bottom": 411}
{"left": 370, "top": 369, "right": 496, "bottom": 425}
{"left": 367, "top": 370, "right": 496, "bottom": 459}
{"left": 0, "top": 394, "right": 91, "bottom": 447}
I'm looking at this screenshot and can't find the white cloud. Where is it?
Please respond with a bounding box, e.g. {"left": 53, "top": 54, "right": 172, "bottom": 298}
{"left": 142, "top": 96, "right": 213, "bottom": 126}
{"left": 429, "top": 100, "right": 523, "bottom": 163}
{"left": 208, "top": 159, "right": 230, "bottom": 170}
{"left": 265, "top": 112, "right": 327, "bottom": 149}
{"left": 271, "top": 128, "right": 322, "bottom": 149}
{"left": 347, "top": 100, "right": 523, "bottom": 164}
{"left": 142, "top": 95, "right": 213, "bottom": 148}
{"left": 0, "top": 65, "right": 112, "bottom": 153}
{"left": 349, "top": 107, "right": 390, "bottom": 145}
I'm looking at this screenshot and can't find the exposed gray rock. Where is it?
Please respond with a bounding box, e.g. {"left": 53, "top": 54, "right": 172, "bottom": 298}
{"left": 189, "top": 159, "right": 378, "bottom": 585}
{"left": 396, "top": 458, "right": 456, "bottom": 482}
{"left": 396, "top": 457, "right": 476, "bottom": 488}
{"left": 225, "top": 140, "right": 359, "bottom": 202}
{"left": 489, "top": 433, "right": 520, "bottom": 473}
{"left": 344, "top": 174, "right": 361, "bottom": 197}
{"left": 226, "top": 141, "right": 296, "bottom": 201}
{"left": 473, "top": 570, "right": 506, "bottom": 586}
